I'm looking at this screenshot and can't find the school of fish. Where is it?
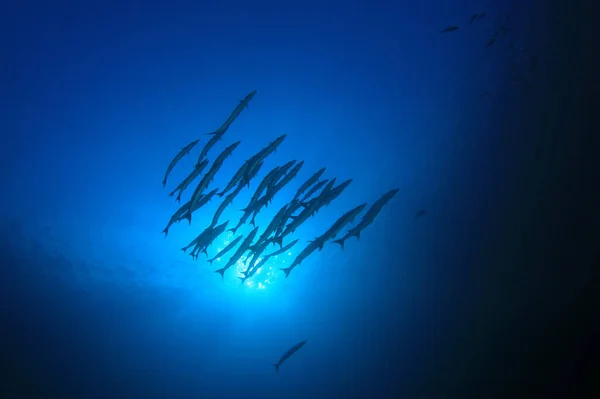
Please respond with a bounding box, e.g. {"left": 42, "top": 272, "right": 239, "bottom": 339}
{"left": 161, "top": 90, "right": 398, "bottom": 282}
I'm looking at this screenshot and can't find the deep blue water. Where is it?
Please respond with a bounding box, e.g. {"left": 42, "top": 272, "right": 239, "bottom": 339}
{"left": 2, "top": 0, "right": 597, "bottom": 398}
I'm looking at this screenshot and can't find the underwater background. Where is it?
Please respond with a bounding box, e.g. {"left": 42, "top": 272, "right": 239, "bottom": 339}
{"left": 2, "top": 0, "right": 597, "bottom": 398}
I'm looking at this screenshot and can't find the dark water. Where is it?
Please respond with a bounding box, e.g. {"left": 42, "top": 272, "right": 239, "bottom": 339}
{"left": 2, "top": 0, "right": 597, "bottom": 398}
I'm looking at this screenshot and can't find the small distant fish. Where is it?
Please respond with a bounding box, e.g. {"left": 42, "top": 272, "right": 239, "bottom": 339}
{"left": 273, "top": 340, "right": 307, "bottom": 372}
{"left": 470, "top": 12, "right": 486, "bottom": 24}
{"left": 485, "top": 38, "right": 496, "bottom": 48}
{"left": 479, "top": 91, "right": 491, "bottom": 97}
{"left": 439, "top": 26, "right": 459, "bottom": 33}
{"left": 494, "top": 25, "right": 511, "bottom": 38}
{"left": 415, "top": 209, "right": 426, "bottom": 219}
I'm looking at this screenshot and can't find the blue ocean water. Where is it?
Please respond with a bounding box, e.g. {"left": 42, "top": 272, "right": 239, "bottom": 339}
{"left": 3, "top": 0, "right": 585, "bottom": 397}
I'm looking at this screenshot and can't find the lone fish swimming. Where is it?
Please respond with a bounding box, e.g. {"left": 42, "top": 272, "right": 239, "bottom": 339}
{"left": 273, "top": 340, "right": 307, "bottom": 372}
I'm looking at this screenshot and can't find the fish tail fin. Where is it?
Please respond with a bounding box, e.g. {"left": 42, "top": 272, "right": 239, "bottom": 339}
{"left": 228, "top": 227, "right": 238, "bottom": 235}
{"left": 332, "top": 239, "right": 344, "bottom": 250}
{"left": 168, "top": 189, "right": 176, "bottom": 197}
{"left": 206, "top": 130, "right": 219, "bottom": 136}
{"left": 274, "top": 237, "right": 283, "bottom": 249}
{"left": 215, "top": 268, "right": 226, "bottom": 279}
{"left": 273, "top": 364, "right": 279, "bottom": 373}
{"left": 280, "top": 267, "right": 291, "bottom": 278}
{"left": 208, "top": 258, "right": 215, "bottom": 265}
{"left": 202, "top": 248, "right": 208, "bottom": 257}
{"left": 217, "top": 191, "right": 225, "bottom": 198}
{"left": 185, "top": 212, "right": 192, "bottom": 225}
{"left": 162, "top": 227, "right": 169, "bottom": 237}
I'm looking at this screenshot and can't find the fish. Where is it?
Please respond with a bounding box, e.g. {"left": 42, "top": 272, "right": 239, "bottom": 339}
{"left": 253, "top": 203, "right": 290, "bottom": 248}
{"left": 162, "top": 139, "right": 199, "bottom": 187}
{"left": 280, "top": 240, "right": 320, "bottom": 278}
{"left": 182, "top": 220, "right": 228, "bottom": 255}
{"left": 221, "top": 157, "right": 264, "bottom": 198}
{"left": 207, "top": 235, "right": 243, "bottom": 265}
{"left": 265, "top": 161, "right": 304, "bottom": 201}
{"left": 211, "top": 183, "right": 245, "bottom": 226}
{"left": 189, "top": 220, "right": 229, "bottom": 259}
{"left": 439, "top": 26, "right": 459, "bottom": 33}
{"left": 162, "top": 200, "right": 193, "bottom": 237}
{"left": 188, "top": 149, "right": 236, "bottom": 223}
{"left": 247, "top": 195, "right": 271, "bottom": 227}
{"left": 318, "top": 178, "right": 352, "bottom": 207}
{"left": 295, "top": 178, "right": 338, "bottom": 217}
{"left": 272, "top": 200, "right": 302, "bottom": 237}
{"left": 301, "top": 179, "right": 328, "bottom": 201}
{"left": 219, "top": 161, "right": 251, "bottom": 197}
{"left": 268, "top": 160, "right": 296, "bottom": 187}
{"left": 273, "top": 340, "right": 307, "bottom": 372}
{"left": 169, "top": 158, "right": 209, "bottom": 203}
{"left": 239, "top": 254, "right": 270, "bottom": 283}
{"left": 243, "top": 239, "right": 271, "bottom": 277}
{"left": 294, "top": 167, "right": 326, "bottom": 199}
{"left": 183, "top": 187, "right": 219, "bottom": 224}
{"left": 469, "top": 13, "right": 478, "bottom": 24}
{"left": 264, "top": 238, "right": 298, "bottom": 257}
{"left": 315, "top": 178, "right": 336, "bottom": 200}
{"left": 332, "top": 188, "right": 399, "bottom": 249}
{"left": 310, "top": 203, "right": 367, "bottom": 251}
{"left": 230, "top": 195, "right": 268, "bottom": 233}
{"left": 415, "top": 209, "right": 426, "bottom": 219}
{"left": 240, "top": 160, "right": 264, "bottom": 188}
{"left": 274, "top": 199, "right": 322, "bottom": 248}
{"left": 196, "top": 91, "right": 256, "bottom": 164}
{"left": 280, "top": 198, "right": 304, "bottom": 226}
{"left": 214, "top": 141, "right": 241, "bottom": 165}
{"left": 248, "top": 165, "right": 282, "bottom": 207}
{"left": 215, "top": 226, "right": 259, "bottom": 279}
{"left": 207, "top": 90, "right": 256, "bottom": 137}
{"left": 493, "top": 25, "right": 511, "bottom": 38}
{"left": 243, "top": 134, "right": 287, "bottom": 180}
{"left": 162, "top": 190, "right": 220, "bottom": 236}
{"left": 196, "top": 134, "right": 221, "bottom": 167}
